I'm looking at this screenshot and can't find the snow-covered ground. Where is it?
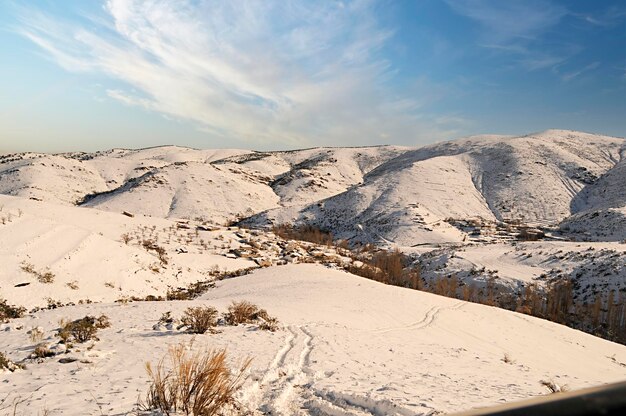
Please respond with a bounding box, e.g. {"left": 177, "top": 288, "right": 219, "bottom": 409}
{"left": 2, "top": 130, "right": 626, "bottom": 414}
{"left": 2, "top": 264, "right": 626, "bottom": 415}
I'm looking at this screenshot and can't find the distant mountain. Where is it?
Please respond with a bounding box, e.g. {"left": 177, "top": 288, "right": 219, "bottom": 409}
{"left": 247, "top": 130, "right": 625, "bottom": 244}
{"left": 1, "top": 130, "right": 624, "bottom": 243}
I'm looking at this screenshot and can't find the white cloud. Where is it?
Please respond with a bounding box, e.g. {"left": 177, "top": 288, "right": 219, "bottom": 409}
{"left": 446, "top": 0, "right": 571, "bottom": 72}
{"left": 15, "top": 0, "right": 460, "bottom": 147}
{"left": 445, "top": 0, "right": 566, "bottom": 43}
{"left": 561, "top": 62, "right": 600, "bottom": 82}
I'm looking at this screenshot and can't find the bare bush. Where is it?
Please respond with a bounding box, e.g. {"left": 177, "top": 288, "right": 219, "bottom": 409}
{"left": 224, "top": 301, "right": 279, "bottom": 331}
{"left": 0, "top": 351, "right": 23, "bottom": 372}
{"left": 258, "top": 316, "right": 280, "bottom": 332}
{"left": 142, "top": 344, "right": 251, "bottom": 415}
{"left": 180, "top": 307, "right": 218, "bottom": 334}
{"left": 223, "top": 300, "right": 260, "bottom": 325}
{"left": 0, "top": 298, "right": 26, "bottom": 322}
{"left": 32, "top": 344, "right": 55, "bottom": 359}
{"left": 20, "top": 262, "right": 55, "bottom": 283}
{"left": 58, "top": 315, "right": 111, "bottom": 344}
{"left": 142, "top": 239, "right": 169, "bottom": 265}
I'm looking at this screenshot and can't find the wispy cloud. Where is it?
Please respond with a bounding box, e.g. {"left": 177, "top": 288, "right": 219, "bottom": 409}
{"left": 445, "top": 0, "right": 567, "bottom": 43}
{"left": 561, "top": 62, "right": 600, "bottom": 82}
{"left": 446, "top": 0, "right": 571, "bottom": 72}
{"left": 13, "top": 0, "right": 460, "bottom": 147}
{"left": 573, "top": 4, "right": 626, "bottom": 27}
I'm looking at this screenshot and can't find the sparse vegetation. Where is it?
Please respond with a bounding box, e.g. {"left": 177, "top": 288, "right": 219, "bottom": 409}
{"left": 20, "top": 262, "right": 55, "bottom": 283}
{"left": 223, "top": 300, "right": 261, "bottom": 325}
{"left": 258, "top": 316, "right": 280, "bottom": 332}
{"left": 28, "top": 327, "right": 44, "bottom": 343}
{"left": 142, "top": 344, "right": 251, "bottom": 415}
{"left": 347, "top": 249, "right": 423, "bottom": 289}
{"left": 159, "top": 311, "right": 175, "bottom": 326}
{"left": 0, "top": 351, "right": 23, "bottom": 372}
{"left": 58, "top": 315, "right": 111, "bottom": 344}
{"left": 167, "top": 281, "right": 216, "bottom": 300}
{"left": 501, "top": 353, "right": 514, "bottom": 364}
{"left": 179, "top": 307, "right": 218, "bottom": 334}
{"left": 32, "top": 344, "right": 55, "bottom": 359}
{"left": 0, "top": 298, "right": 26, "bottom": 322}
{"left": 223, "top": 300, "right": 279, "bottom": 331}
{"left": 272, "top": 223, "right": 334, "bottom": 246}
{"left": 142, "top": 239, "right": 169, "bottom": 266}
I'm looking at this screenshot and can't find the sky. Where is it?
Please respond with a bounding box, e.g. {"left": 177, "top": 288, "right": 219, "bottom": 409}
{"left": 0, "top": 0, "right": 625, "bottom": 153}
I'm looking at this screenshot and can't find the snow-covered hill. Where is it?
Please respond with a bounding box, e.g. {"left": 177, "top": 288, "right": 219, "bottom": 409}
{"left": 2, "top": 131, "right": 624, "bottom": 243}
{"left": 2, "top": 264, "right": 625, "bottom": 415}
{"left": 247, "top": 130, "right": 624, "bottom": 245}
{"left": 0, "top": 145, "right": 407, "bottom": 225}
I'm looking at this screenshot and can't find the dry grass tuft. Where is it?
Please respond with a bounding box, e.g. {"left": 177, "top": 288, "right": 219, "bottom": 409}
{"left": 223, "top": 300, "right": 280, "bottom": 331}
{"left": 142, "top": 344, "right": 251, "bottom": 415}
{"left": 223, "top": 300, "right": 260, "bottom": 325}
{"left": 28, "top": 327, "right": 44, "bottom": 343}
{"left": 180, "top": 307, "right": 218, "bottom": 334}
{"left": 32, "top": 344, "right": 55, "bottom": 359}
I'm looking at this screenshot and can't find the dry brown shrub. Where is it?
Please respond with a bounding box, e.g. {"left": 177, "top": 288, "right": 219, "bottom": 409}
{"left": 258, "top": 316, "right": 280, "bottom": 332}
{"left": 32, "top": 344, "right": 55, "bottom": 359}
{"left": 0, "top": 298, "right": 26, "bottom": 322}
{"left": 272, "top": 224, "right": 333, "bottom": 246}
{"left": 223, "top": 301, "right": 279, "bottom": 331}
{"left": 180, "top": 307, "right": 218, "bottom": 334}
{"left": 223, "top": 300, "right": 260, "bottom": 325}
{"left": 21, "top": 262, "right": 55, "bottom": 283}
{"left": 58, "top": 315, "right": 111, "bottom": 344}
{"left": 142, "top": 344, "right": 251, "bottom": 415}
{"left": 142, "top": 239, "right": 169, "bottom": 265}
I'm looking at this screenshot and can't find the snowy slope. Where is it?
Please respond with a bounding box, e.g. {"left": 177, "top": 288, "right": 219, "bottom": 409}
{"left": 246, "top": 130, "right": 624, "bottom": 245}
{"left": 81, "top": 161, "right": 281, "bottom": 224}
{"left": 1, "top": 145, "right": 407, "bottom": 225}
{"left": 0, "top": 195, "right": 261, "bottom": 308}
{"left": 0, "top": 153, "right": 109, "bottom": 205}
{"left": 1, "top": 264, "right": 625, "bottom": 415}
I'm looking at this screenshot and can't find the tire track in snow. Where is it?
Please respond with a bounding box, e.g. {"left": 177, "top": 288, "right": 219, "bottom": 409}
{"left": 305, "top": 390, "right": 423, "bottom": 416}
{"left": 242, "top": 326, "right": 314, "bottom": 415}
{"left": 374, "top": 301, "right": 465, "bottom": 334}
{"left": 240, "top": 327, "right": 298, "bottom": 412}
{"left": 373, "top": 306, "right": 440, "bottom": 334}
{"left": 269, "top": 326, "right": 314, "bottom": 415}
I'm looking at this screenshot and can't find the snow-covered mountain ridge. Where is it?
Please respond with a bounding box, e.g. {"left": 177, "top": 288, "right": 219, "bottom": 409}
{"left": 2, "top": 130, "right": 624, "bottom": 245}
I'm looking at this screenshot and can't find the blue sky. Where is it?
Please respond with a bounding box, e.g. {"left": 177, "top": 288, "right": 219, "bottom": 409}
{"left": 0, "top": 0, "right": 625, "bottom": 153}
